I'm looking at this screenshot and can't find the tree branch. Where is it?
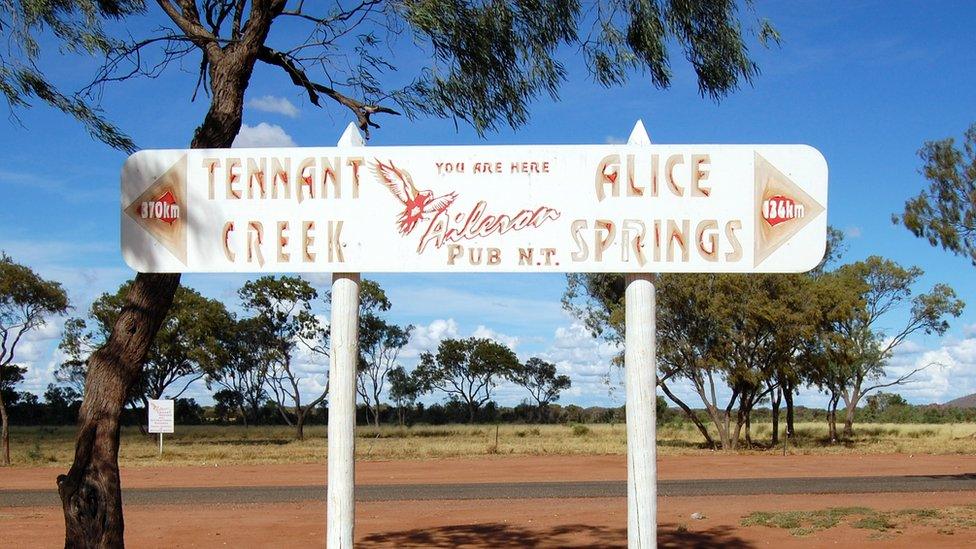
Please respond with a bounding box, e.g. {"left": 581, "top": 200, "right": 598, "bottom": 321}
{"left": 256, "top": 46, "right": 400, "bottom": 136}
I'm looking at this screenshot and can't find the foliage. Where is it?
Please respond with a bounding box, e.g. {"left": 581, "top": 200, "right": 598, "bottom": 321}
{"left": 1, "top": 364, "right": 27, "bottom": 406}
{"left": 1, "top": 253, "right": 70, "bottom": 371}
{"left": 895, "top": 122, "right": 976, "bottom": 266}
{"left": 0, "top": 0, "right": 143, "bottom": 150}
{"left": 239, "top": 275, "right": 326, "bottom": 439}
{"left": 59, "top": 282, "right": 232, "bottom": 403}
{"left": 508, "top": 357, "right": 571, "bottom": 421}
{"left": 415, "top": 337, "right": 521, "bottom": 422}
{"left": 0, "top": 253, "right": 69, "bottom": 463}
{"left": 43, "top": 383, "right": 81, "bottom": 424}
{"left": 563, "top": 243, "right": 965, "bottom": 449}
{"left": 203, "top": 316, "right": 274, "bottom": 426}
{"left": 816, "top": 256, "right": 964, "bottom": 438}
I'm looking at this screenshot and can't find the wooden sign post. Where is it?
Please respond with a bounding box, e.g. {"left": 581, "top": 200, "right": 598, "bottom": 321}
{"left": 623, "top": 120, "right": 656, "bottom": 547}
{"left": 326, "top": 126, "right": 364, "bottom": 548}
{"left": 121, "top": 122, "right": 829, "bottom": 548}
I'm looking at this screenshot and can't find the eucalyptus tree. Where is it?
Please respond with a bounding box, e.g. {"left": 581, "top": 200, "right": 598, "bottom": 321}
{"left": 330, "top": 278, "right": 409, "bottom": 427}
{"left": 387, "top": 365, "right": 420, "bottom": 426}
{"left": 564, "top": 270, "right": 832, "bottom": 450}
{"left": 0, "top": 0, "right": 781, "bottom": 542}
{"left": 564, "top": 272, "right": 718, "bottom": 446}
{"left": 821, "top": 257, "right": 963, "bottom": 439}
{"left": 239, "top": 275, "right": 326, "bottom": 440}
{"left": 204, "top": 316, "right": 275, "bottom": 427}
{"left": 0, "top": 254, "right": 69, "bottom": 465}
{"left": 508, "top": 357, "right": 571, "bottom": 422}
{"left": 895, "top": 123, "right": 976, "bottom": 266}
{"left": 415, "top": 337, "right": 520, "bottom": 423}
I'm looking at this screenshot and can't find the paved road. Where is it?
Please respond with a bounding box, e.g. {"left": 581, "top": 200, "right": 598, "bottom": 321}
{"left": 5, "top": 474, "right": 976, "bottom": 508}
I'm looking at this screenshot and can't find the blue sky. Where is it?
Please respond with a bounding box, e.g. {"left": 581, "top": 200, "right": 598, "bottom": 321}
{"left": 1, "top": 0, "right": 974, "bottom": 409}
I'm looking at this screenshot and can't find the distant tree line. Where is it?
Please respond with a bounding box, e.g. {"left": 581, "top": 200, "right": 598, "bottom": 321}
{"left": 51, "top": 275, "right": 573, "bottom": 437}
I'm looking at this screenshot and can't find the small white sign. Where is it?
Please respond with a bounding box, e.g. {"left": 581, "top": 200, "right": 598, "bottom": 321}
{"left": 148, "top": 399, "right": 175, "bottom": 434}
{"left": 121, "top": 144, "right": 827, "bottom": 273}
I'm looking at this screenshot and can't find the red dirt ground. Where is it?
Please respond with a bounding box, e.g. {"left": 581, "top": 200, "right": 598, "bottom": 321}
{"left": 3, "top": 455, "right": 976, "bottom": 547}
{"left": 4, "top": 493, "right": 976, "bottom": 547}
{"left": 3, "top": 453, "right": 974, "bottom": 490}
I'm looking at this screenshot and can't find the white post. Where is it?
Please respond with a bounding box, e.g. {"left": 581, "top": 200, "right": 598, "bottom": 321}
{"left": 327, "top": 124, "right": 364, "bottom": 549}
{"left": 158, "top": 433, "right": 163, "bottom": 457}
{"left": 625, "top": 120, "right": 656, "bottom": 548}
{"left": 328, "top": 273, "right": 360, "bottom": 548}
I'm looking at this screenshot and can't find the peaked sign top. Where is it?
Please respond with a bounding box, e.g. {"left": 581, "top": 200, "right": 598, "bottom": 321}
{"left": 121, "top": 126, "right": 827, "bottom": 274}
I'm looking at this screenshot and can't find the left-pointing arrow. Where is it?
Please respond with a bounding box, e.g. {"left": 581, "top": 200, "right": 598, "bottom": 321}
{"left": 124, "top": 155, "right": 187, "bottom": 264}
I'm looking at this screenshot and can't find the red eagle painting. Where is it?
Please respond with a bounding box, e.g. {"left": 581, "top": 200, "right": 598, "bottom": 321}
{"left": 371, "top": 159, "right": 458, "bottom": 235}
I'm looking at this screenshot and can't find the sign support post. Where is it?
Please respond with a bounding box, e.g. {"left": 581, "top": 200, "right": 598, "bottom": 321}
{"left": 120, "top": 120, "right": 828, "bottom": 549}
{"left": 623, "top": 121, "right": 657, "bottom": 548}
{"left": 327, "top": 124, "right": 365, "bottom": 549}
{"left": 158, "top": 433, "right": 163, "bottom": 457}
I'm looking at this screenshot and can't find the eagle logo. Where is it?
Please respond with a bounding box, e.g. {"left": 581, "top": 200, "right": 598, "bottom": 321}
{"left": 371, "top": 159, "right": 458, "bottom": 235}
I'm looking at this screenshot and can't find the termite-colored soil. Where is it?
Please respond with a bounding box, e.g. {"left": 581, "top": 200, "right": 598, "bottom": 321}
{"left": 3, "top": 454, "right": 976, "bottom": 547}
{"left": 4, "top": 492, "right": 976, "bottom": 547}
{"left": 3, "top": 453, "right": 974, "bottom": 490}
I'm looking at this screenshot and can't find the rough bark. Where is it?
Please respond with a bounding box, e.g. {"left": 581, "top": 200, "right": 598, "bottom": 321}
{"left": 58, "top": 44, "right": 257, "bottom": 546}
{"left": 57, "top": 272, "right": 180, "bottom": 548}
{"left": 843, "top": 403, "right": 857, "bottom": 439}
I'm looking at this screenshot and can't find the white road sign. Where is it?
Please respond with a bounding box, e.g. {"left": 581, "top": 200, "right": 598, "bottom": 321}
{"left": 121, "top": 144, "right": 827, "bottom": 273}
{"left": 148, "top": 399, "right": 174, "bottom": 434}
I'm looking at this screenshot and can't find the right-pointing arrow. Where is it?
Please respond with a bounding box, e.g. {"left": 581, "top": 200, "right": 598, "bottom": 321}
{"left": 754, "top": 152, "right": 825, "bottom": 267}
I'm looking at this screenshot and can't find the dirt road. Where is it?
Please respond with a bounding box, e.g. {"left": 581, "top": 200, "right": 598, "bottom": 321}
{"left": 3, "top": 454, "right": 975, "bottom": 547}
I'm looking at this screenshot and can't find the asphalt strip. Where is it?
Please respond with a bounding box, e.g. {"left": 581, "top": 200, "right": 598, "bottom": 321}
{"left": 4, "top": 474, "right": 976, "bottom": 508}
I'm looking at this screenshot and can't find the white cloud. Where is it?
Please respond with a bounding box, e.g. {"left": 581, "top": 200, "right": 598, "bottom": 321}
{"left": 403, "top": 318, "right": 460, "bottom": 358}
{"left": 233, "top": 123, "right": 296, "bottom": 148}
{"left": 845, "top": 225, "right": 863, "bottom": 239}
{"left": 880, "top": 335, "right": 976, "bottom": 404}
{"left": 247, "top": 95, "right": 300, "bottom": 118}
{"left": 472, "top": 325, "right": 519, "bottom": 351}
{"left": 533, "top": 320, "right": 623, "bottom": 404}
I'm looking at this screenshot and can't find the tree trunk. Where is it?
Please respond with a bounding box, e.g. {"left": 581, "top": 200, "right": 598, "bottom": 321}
{"left": 770, "top": 388, "right": 781, "bottom": 446}
{"left": 842, "top": 398, "right": 857, "bottom": 439}
{"left": 784, "top": 388, "right": 796, "bottom": 439}
{"left": 660, "top": 380, "right": 716, "bottom": 449}
{"left": 744, "top": 413, "right": 752, "bottom": 447}
{"left": 827, "top": 394, "right": 839, "bottom": 443}
{"left": 0, "top": 390, "right": 10, "bottom": 465}
{"left": 59, "top": 50, "right": 254, "bottom": 546}
{"left": 58, "top": 272, "right": 180, "bottom": 548}
{"left": 295, "top": 408, "right": 307, "bottom": 441}
{"left": 468, "top": 401, "right": 476, "bottom": 424}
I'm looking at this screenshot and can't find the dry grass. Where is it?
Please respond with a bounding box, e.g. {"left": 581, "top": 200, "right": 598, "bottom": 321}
{"left": 5, "top": 421, "right": 976, "bottom": 467}
{"left": 741, "top": 504, "right": 976, "bottom": 538}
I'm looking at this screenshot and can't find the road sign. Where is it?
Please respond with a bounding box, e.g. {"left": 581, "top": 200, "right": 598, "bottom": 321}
{"left": 147, "top": 399, "right": 174, "bottom": 434}
{"left": 121, "top": 144, "right": 827, "bottom": 273}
